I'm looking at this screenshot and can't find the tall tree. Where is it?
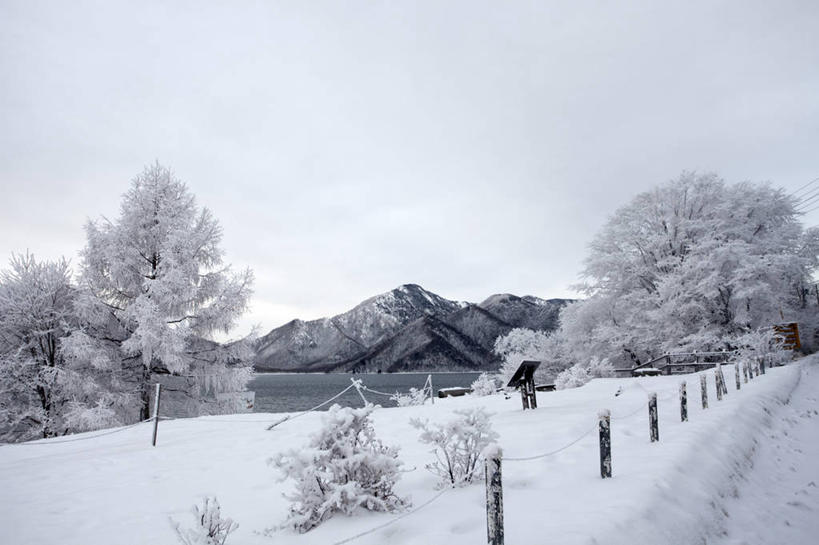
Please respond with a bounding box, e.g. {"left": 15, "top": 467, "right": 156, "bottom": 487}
{"left": 0, "top": 253, "right": 75, "bottom": 439}
{"left": 530, "top": 172, "right": 818, "bottom": 370}
{"left": 64, "top": 163, "right": 255, "bottom": 422}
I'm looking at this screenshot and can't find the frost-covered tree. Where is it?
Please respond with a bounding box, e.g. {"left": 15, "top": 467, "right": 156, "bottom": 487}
{"left": 551, "top": 173, "right": 818, "bottom": 368}
{"left": 731, "top": 327, "right": 789, "bottom": 372}
{"left": 554, "top": 356, "right": 614, "bottom": 390}
{"left": 271, "top": 404, "right": 407, "bottom": 533}
{"left": 410, "top": 407, "right": 499, "bottom": 488}
{"left": 64, "top": 163, "right": 255, "bottom": 422}
{"left": 0, "top": 254, "right": 76, "bottom": 440}
{"left": 494, "top": 328, "right": 563, "bottom": 384}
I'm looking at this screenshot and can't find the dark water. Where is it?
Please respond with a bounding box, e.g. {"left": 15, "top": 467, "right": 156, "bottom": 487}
{"left": 248, "top": 372, "right": 482, "bottom": 413}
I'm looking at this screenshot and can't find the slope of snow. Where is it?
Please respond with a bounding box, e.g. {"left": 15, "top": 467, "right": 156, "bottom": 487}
{"left": 709, "top": 362, "right": 819, "bottom": 545}
{"left": 0, "top": 358, "right": 814, "bottom": 545}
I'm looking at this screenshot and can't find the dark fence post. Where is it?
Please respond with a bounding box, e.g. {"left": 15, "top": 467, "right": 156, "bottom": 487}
{"left": 716, "top": 364, "right": 727, "bottom": 397}
{"left": 700, "top": 374, "right": 708, "bottom": 409}
{"left": 599, "top": 410, "right": 612, "bottom": 478}
{"left": 151, "top": 383, "right": 162, "bottom": 447}
{"left": 735, "top": 363, "right": 741, "bottom": 391}
{"left": 648, "top": 392, "right": 659, "bottom": 442}
{"left": 715, "top": 369, "right": 723, "bottom": 401}
{"left": 759, "top": 356, "right": 766, "bottom": 375}
{"left": 679, "top": 381, "right": 688, "bottom": 422}
{"left": 484, "top": 445, "right": 504, "bottom": 545}
{"left": 743, "top": 361, "right": 748, "bottom": 383}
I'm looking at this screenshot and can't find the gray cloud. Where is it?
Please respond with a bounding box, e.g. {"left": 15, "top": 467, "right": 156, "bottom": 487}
{"left": 2, "top": 0, "right": 818, "bottom": 337}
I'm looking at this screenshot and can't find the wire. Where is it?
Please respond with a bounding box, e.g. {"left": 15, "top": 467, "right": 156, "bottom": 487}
{"left": 329, "top": 488, "right": 451, "bottom": 545}
{"left": 504, "top": 424, "right": 597, "bottom": 462}
{"left": 0, "top": 418, "right": 153, "bottom": 447}
{"left": 360, "top": 386, "right": 397, "bottom": 397}
{"left": 266, "top": 382, "right": 359, "bottom": 430}
{"left": 790, "top": 177, "right": 819, "bottom": 199}
{"left": 795, "top": 190, "right": 819, "bottom": 210}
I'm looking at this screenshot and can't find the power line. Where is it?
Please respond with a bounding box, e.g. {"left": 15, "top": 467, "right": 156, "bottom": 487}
{"left": 790, "top": 176, "right": 819, "bottom": 199}
{"left": 795, "top": 189, "right": 819, "bottom": 209}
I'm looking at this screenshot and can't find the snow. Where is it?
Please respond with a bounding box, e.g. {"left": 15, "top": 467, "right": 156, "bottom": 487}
{"left": 1, "top": 358, "right": 816, "bottom": 545}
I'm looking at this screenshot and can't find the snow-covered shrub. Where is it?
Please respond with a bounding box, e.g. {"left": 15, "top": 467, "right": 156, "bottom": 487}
{"left": 555, "top": 357, "right": 614, "bottom": 390}
{"left": 470, "top": 373, "right": 498, "bottom": 396}
{"left": 390, "top": 387, "right": 428, "bottom": 407}
{"left": 410, "top": 407, "right": 499, "bottom": 488}
{"left": 171, "top": 497, "right": 238, "bottom": 545}
{"left": 271, "top": 403, "right": 408, "bottom": 533}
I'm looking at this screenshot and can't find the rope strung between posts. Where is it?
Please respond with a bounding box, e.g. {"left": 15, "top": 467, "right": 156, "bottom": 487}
{"left": 503, "top": 391, "right": 650, "bottom": 461}
{"left": 358, "top": 385, "right": 396, "bottom": 397}
{"left": 329, "top": 487, "right": 452, "bottom": 545}
{"left": 266, "top": 381, "right": 359, "bottom": 431}
{"left": 504, "top": 424, "right": 597, "bottom": 462}
{"left": 0, "top": 418, "right": 154, "bottom": 447}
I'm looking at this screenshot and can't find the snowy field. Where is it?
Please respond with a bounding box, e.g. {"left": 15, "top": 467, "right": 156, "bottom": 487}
{"left": 1, "top": 358, "right": 817, "bottom": 545}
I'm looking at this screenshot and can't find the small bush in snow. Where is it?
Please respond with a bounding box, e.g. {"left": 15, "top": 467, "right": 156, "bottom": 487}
{"left": 390, "top": 387, "right": 428, "bottom": 407}
{"left": 171, "top": 497, "right": 238, "bottom": 545}
{"left": 555, "top": 356, "right": 614, "bottom": 390}
{"left": 470, "top": 373, "right": 498, "bottom": 396}
{"left": 410, "top": 407, "right": 499, "bottom": 488}
{"left": 271, "top": 403, "right": 408, "bottom": 533}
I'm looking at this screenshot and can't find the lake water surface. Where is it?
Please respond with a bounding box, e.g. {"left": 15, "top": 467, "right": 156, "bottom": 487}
{"left": 248, "top": 372, "right": 482, "bottom": 413}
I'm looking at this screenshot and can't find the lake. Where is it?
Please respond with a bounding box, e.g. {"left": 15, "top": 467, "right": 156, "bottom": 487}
{"left": 248, "top": 372, "right": 482, "bottom": 413}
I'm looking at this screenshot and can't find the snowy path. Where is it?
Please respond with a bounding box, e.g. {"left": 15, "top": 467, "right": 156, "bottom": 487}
{"left": 708, "top": 360, "right": 819, "bottom": 545}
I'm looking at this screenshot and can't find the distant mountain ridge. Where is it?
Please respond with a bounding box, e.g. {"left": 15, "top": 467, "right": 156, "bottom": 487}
{"left": 253, "top": 284, "right": 571, "bottom": 373}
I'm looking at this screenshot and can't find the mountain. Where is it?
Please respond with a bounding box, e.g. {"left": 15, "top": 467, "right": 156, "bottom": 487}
{"left": 253, "top": 284, "right": 572, "bottom": 372}
{"left": 254, "top": 284, "right": 462, "bottom": 372}
{"left": 478, "top": 293, "right": 564, "bottom": 331}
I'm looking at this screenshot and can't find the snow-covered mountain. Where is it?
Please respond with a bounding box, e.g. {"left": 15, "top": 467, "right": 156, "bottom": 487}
{"left": 253, "top": 284, "right": 571, "bottom": 372}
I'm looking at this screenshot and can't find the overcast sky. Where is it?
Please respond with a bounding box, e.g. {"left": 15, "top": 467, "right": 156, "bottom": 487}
{"left": 1, "top": 1, "right": 818, "bottom": 338}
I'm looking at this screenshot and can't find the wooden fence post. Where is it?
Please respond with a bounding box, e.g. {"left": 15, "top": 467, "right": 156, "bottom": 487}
{"left": 715, "top": 370, "right": 723, "bottom": 401}
{"left": 679, "top": 382, "right": 688, "bottom": 422}
{"left": 599, "top": 410, "right": 611, "bottom": 478}
{"left": 743, "top": 362, "right": 748, "bottom": 383}
{"left": 735, "top": 363, "right": 741, "bottom": 391}
{"left": 700, "top": 374, "right": 708, "bottom": 409}
{"left": 151, "top": 383, "right": 161, "bottom": 447}
{"left": 648, "top": 393, "right": 659, "bottom": 442}
{"left": 716, "top": 364, "right": 727, "bottom": 397}
{"left": 759, "top": 356, "right": 766, "bottom": 375}
{"left": 484, "top": 445, "right": 504, "bottom": 545}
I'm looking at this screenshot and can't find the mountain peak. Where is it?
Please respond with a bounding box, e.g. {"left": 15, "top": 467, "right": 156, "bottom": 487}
{"left": 255, "top": 286, "right": 570, "bottom": 372}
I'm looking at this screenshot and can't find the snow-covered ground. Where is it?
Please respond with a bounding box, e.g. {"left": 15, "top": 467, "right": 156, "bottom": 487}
{"left": 1, "top": 357, "right": 816, "bottom": 545}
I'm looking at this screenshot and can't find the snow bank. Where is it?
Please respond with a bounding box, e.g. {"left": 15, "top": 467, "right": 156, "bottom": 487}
{"left": 0, "top": 359, "right": 811, "bottom": 545}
